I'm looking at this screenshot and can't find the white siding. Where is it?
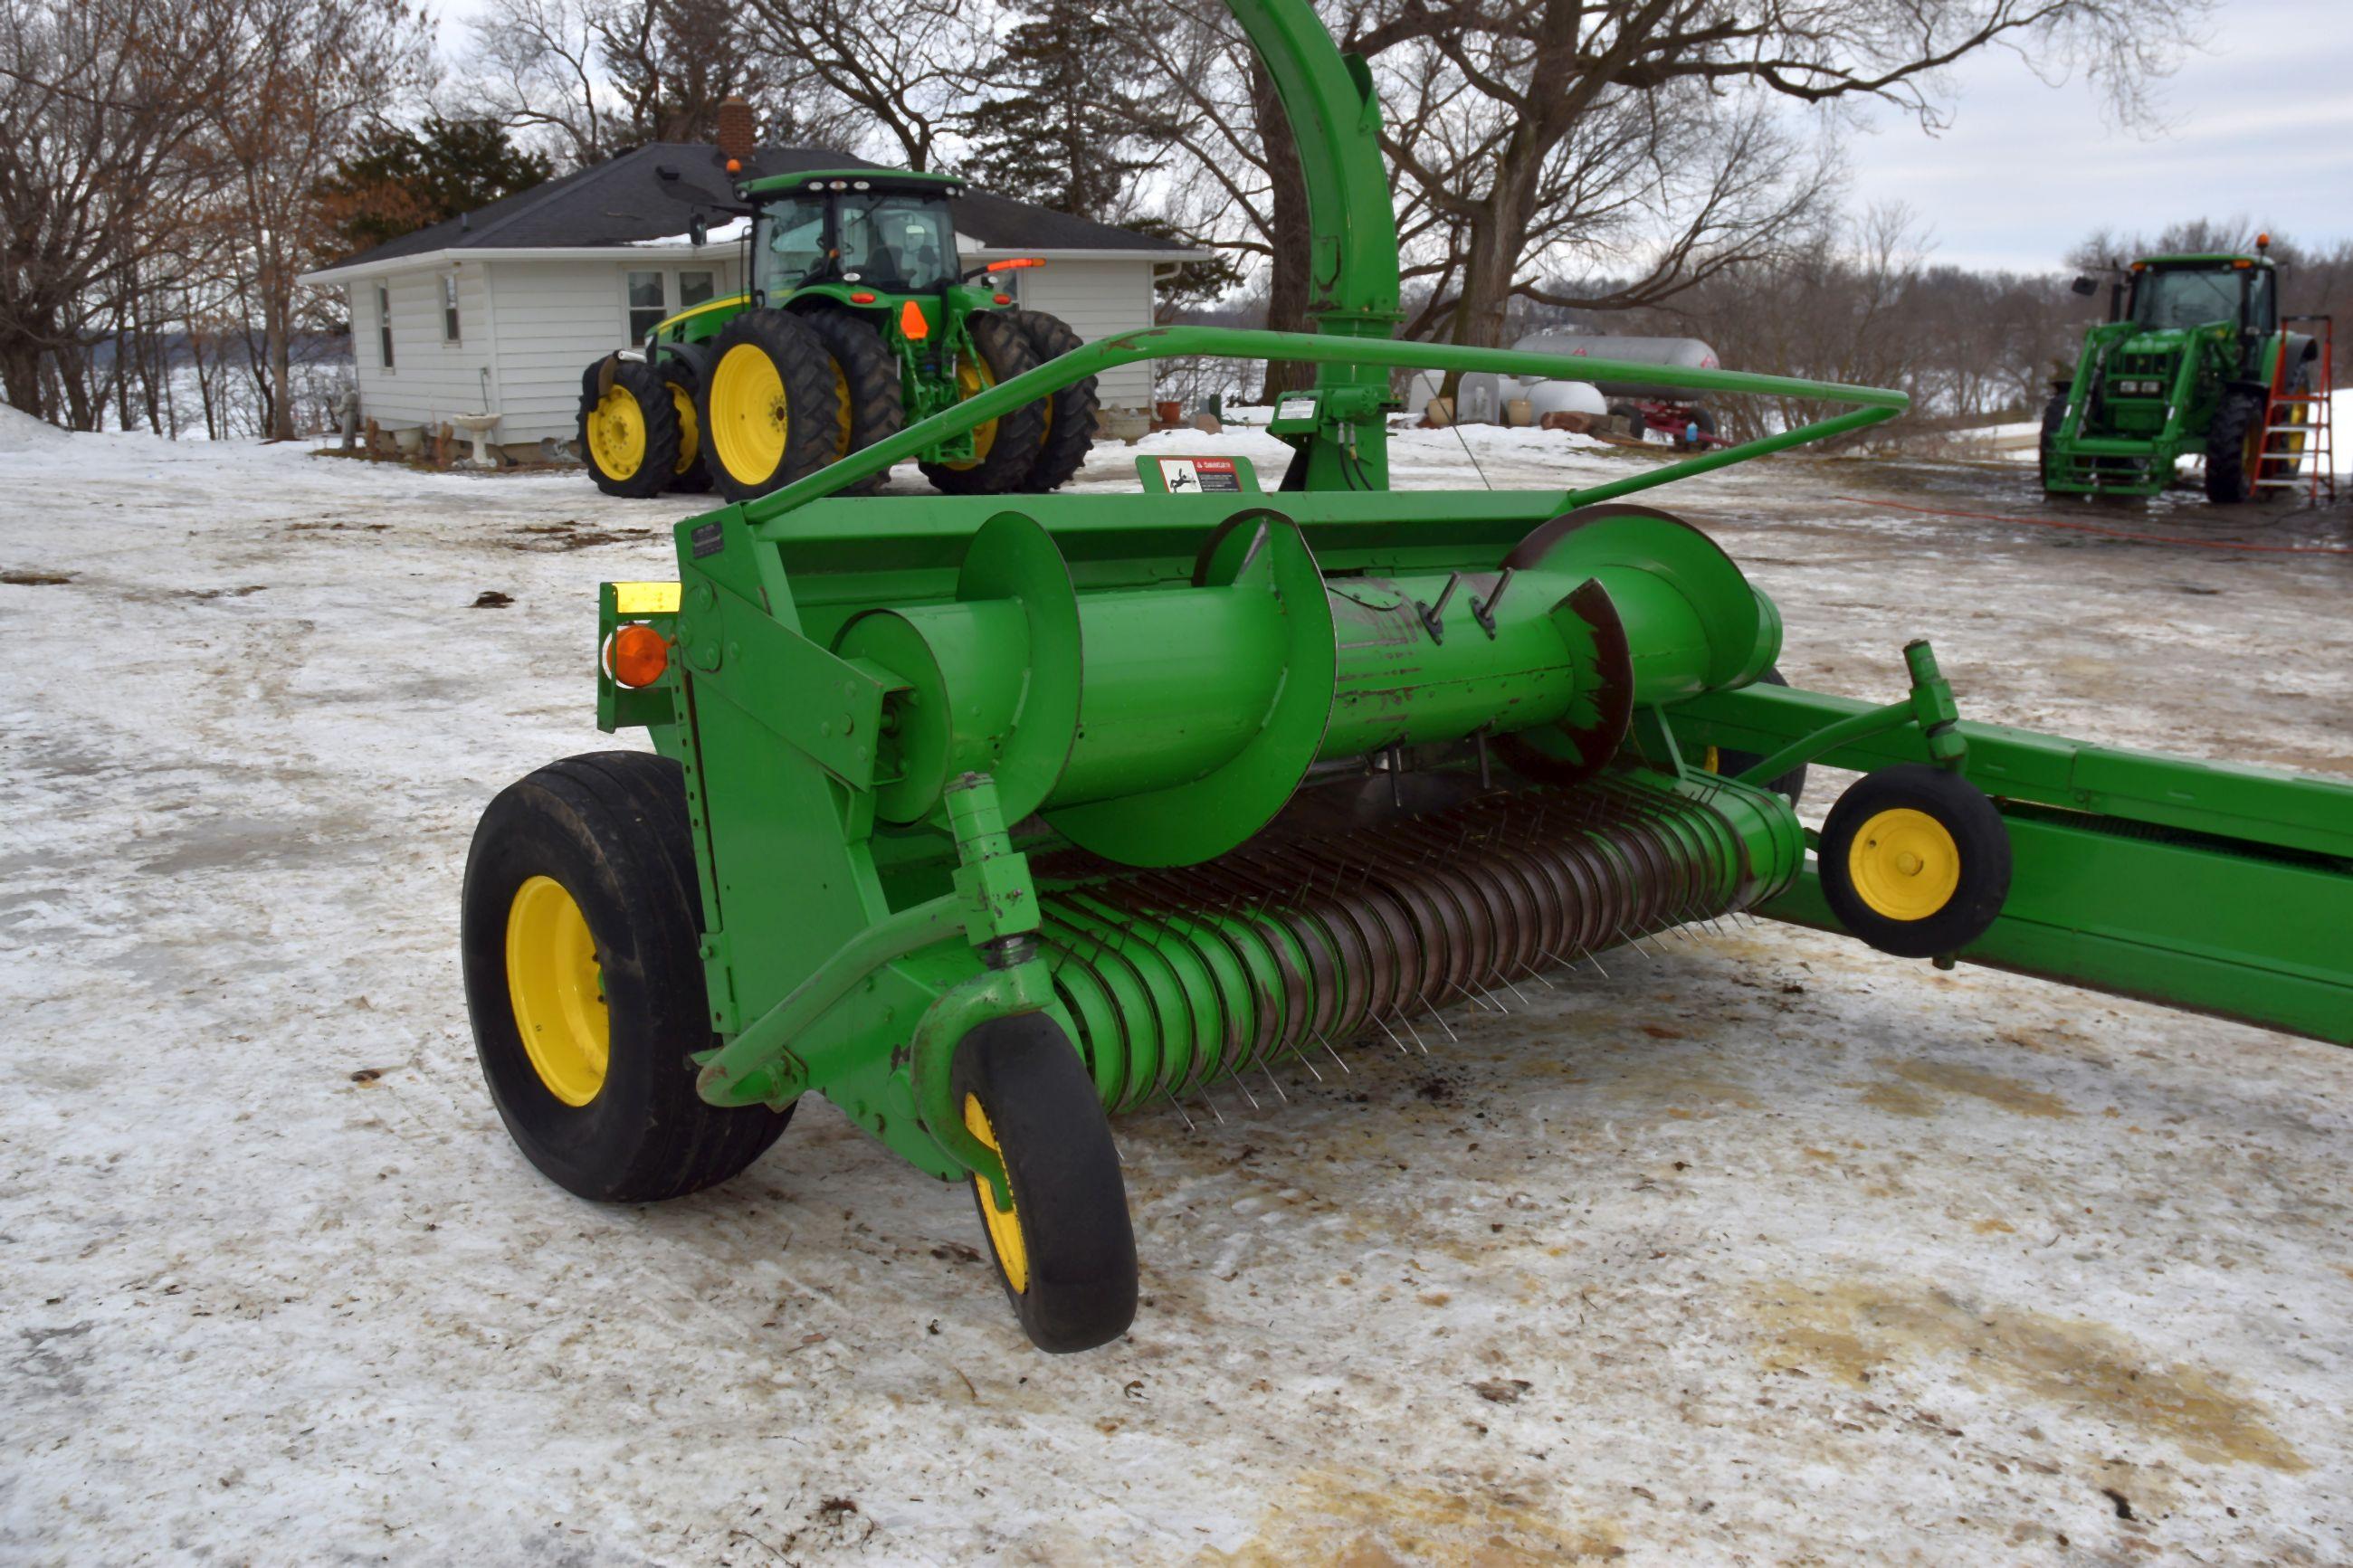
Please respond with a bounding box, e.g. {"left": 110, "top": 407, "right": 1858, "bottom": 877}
{"left": 344, "top": 250, "right": 1159, "bottom": 445}
{"left": 352, "top": 263, "right": 495, "bottom": 431}
{"left": 1006, "top": 258, "right": 1155, "bottom": 408}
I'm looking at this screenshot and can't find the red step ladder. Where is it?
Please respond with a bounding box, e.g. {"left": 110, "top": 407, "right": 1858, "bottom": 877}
{"left": 2259, "top": 314, "right": 2336, "bottom": 503}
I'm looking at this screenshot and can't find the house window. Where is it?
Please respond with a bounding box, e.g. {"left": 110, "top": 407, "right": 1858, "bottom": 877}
{"left": 376, "top": 282, "right": 394, "bottom": 368}
{"left": 626, "top": 271, "right": 667, "bottom": 339}
{"left": 442, "top": 273, "right": 462, "bottom": 342}
{"left": 680, "top": 270, "right": 716, "bottom": 310}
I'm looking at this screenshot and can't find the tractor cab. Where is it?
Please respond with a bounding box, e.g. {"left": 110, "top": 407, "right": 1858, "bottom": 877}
{"left": 2043, "top": 238, "right": 2328, "bottom": 503}
{"left": 744, "top": 170, "right": 967, "bottom": 302}
{"left": 2125, "top": 253, "right": 2276, "bottom": 352}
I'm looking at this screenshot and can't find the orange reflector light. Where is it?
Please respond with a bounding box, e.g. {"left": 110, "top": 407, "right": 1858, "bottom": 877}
{"left": 2234, "top": 259, "right": 2252, "bottom": 269}
{"left": 991, "top": 257, "right": 1046, "bottom": 271}
{"left": 606, "top": 622, "right": 670, "bottom": 689}
{"left": 992, "top": 292, "right": 1011, "bottom": 305}
{"left": 899, "top": 299, "right": 929, "bottom": 339}
{"left": 2257, "top": 232, "right": 2271, "bottom": 248}
{"left": 725, "top": 157, "right": 741, "bottom": 174}
{"left": 850, "top": 290, "right": 876, "bottom": 303}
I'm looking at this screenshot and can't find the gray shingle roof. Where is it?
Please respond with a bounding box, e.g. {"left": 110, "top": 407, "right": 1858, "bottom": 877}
{"left": 327, "top": 143, "right": 1190, "bottom": 269}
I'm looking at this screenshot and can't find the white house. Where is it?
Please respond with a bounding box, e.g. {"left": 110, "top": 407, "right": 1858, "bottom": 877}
{"left": 301, "top": 142, "right": 1203, "bottom": 457}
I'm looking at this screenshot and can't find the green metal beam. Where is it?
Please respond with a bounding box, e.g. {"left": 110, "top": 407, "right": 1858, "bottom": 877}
{"left": 1672, "top": 680, "right": 2353, "bottom": 861}
{"left": 734, "top": 325, "right": 1910, "bottom": 519}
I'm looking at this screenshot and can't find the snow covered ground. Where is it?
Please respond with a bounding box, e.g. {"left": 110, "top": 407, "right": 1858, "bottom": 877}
{"left": 4, "top": 413, "right": 2351, "bottom": 1565}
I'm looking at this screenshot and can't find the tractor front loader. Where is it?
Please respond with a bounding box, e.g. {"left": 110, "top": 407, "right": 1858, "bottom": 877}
{"left": 578, "top": 169, "right": 1099, "bottom": 503}
{"left": 471, "top": 0, "right": 2353, "bottom": 1354}
{"left": 2042, "top": 241, "right": 2333, "bottom": 503}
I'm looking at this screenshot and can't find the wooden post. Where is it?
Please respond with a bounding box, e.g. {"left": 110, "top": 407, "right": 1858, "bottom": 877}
{"left": 364, "top": 417, "right": 381, "bottom": 459}
{"left": 433, "top": 423, "right": 452, "bottom": 469}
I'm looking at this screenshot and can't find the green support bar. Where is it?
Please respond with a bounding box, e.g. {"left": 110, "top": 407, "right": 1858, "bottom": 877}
{"left": 737, "top": 326, "right": 1910, "bottom": 518}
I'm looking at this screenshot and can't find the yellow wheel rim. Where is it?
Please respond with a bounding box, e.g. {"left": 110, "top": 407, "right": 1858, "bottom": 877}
{"left": 710, "top": 343, "right": 788, "bottom": 482}
{"left": 1847, "top": 807, "right": 1961, "bottom": 923}
{"left": 504, "top": 875, "right": 610, "bottom": 1106}
{"left": 832, "top": 364, "right": 853, "bottom": 459}
{"left": 672, "top": 385, "right": 700, "bottom": 473}
{"left": 963, "top": 1093, "right": 1028, "bottom": 1294}
{"left": 941, "top": 354, "right": 998, "bottom": 470}
{"left": 1700, "top": 744, "right": 1721, "bottom": 774}
{"left": 586, "top": 385, "right": 645, "bottom": 480}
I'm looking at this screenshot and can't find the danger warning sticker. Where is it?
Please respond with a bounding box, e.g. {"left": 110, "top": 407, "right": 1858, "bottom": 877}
{"left": 1157, "top": 456, "right": 1242, "bottom": 493}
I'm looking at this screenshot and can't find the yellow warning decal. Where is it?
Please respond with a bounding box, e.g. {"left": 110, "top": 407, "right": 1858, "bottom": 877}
{"left": 612, "top": 581, "right": 682, "bottom": 615}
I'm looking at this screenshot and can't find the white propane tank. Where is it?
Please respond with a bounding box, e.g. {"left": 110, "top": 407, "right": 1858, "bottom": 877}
{"left": 1404, "top": 369, "right": 1445, "bottom": 420}
{"left": 1525, "top": 379, "right": 1606, "bottom": 419}
{"left": 1511, "top": 330, "right": 1720, "bottom": 400}
{"left": 1454, "top": 372, "right": 1510, "bottom": 425}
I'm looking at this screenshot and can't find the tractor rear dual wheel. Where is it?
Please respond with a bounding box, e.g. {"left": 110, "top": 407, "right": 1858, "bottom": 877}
{"left": 462, "top": 751, "right": 793, "bottom": 1201}
{"left": 1006, "top": 309, "right": 1099, "bottom": 492}
{"left": 800, "top": 307, "right": 905, "bottom": 495}
{"left": 699, "top": 310, "right": 856, "bottom": 501}
{"left": 919, "top": 312, "right": 1049, "bottom": 496}
{"left": 657, "top": 357, "right": 713, "bottom": 494}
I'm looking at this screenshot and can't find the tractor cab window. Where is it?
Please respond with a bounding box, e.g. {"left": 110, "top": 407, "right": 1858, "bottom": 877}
{"left": 757, "top": 198, "right": 828, "bottom": 292}
{"left": 2130, "top": 267, "right": 2251, "bottom": 332}
{"left": 835, "top": 193, "right": 956, "bottom": 294}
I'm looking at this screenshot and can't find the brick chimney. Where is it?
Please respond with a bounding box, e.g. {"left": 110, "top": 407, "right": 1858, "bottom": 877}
{"left": 716, "top": 99, "right": 755, "bottom": 169}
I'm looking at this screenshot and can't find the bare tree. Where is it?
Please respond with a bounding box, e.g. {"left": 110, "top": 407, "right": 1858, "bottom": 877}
{"left": 0, "top": 0, "right": 248, "bottom": 424}
{"left": 203, "top": 0, "right": 433, "bottom": 439}
{"left": 736, "top": 0, "right": 987, "bottom": 170}
{"left": 458, "top": 0, "right": 618, "bottom": 166}
{"left": 1350, "top": 0, "right": 2212, "bottom": 368}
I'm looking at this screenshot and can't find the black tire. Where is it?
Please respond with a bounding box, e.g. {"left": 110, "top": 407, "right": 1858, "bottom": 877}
{"left": 1707, "top": 666, "right": 1807, "bottom": 806}
{"left": 698, "top": 309, "right": 852, "bottom": 501}
{"left": 577, "top": 356, "right": 681, "bottom": 499}
{"left": 797, "top": 306, "right": 904, "bottom": 495}
{"left": 1006, "top": 309, "right": 1099, "bottom": 491}
{"left": 2203, "top": 386, "right": 2267, "bottom": 504}
{"left": 462, "top": 751, "right": 793, "bottom": 1202}
{"left": 1689, "top": 406, "right": 1717, "bottom": 443}
{"left": 2039, "top": 392, "right": 2069, "bottom": 491}
{"left": 656, "top": 356, "right": 713, "bottom": 495}
{"left": 952, "top": 1013, "right": 1137, "bottom": 1353}
{"left": 919, "top": 311, "right": 1047, "bottom": 496}
{"left": 1624, "top": 406, "right": 1650, "bottom": 441}
{"left": 1817, "top": 764, "right": 2011, "bottom": 960}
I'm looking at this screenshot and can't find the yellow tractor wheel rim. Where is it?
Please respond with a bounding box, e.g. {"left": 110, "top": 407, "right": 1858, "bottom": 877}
{"left": 832, "top": 364, "right": 853, "bottom": 459}
{"left": 710, "top": 343, "right": 788, "bottom": 482}
{"left": 1847, "top": 807, "right": 1961, "bottom": 923}
{"left": 963, "top": 1094, "right": 1029, "bottom": 1294}
{"left": 672, "top": 385, "right": 700, "bottom": 473}
{"left": 941, "top": 355, "right": 998, "bottom": 470}
{"left": 587, "top": 385, "right": 645, "bottom": 480}
{"left": 504, "top": 875, "right": 611, "bottom": 1107}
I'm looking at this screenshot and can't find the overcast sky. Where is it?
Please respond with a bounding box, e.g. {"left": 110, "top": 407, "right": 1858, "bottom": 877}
{"left": 1838, "top": 0, "right": 2353, "bottom": 273}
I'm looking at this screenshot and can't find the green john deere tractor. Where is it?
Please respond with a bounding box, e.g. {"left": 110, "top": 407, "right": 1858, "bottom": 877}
{"left": 576, "top": 168, "right": 1100, "bottom": 501}
{"left": 2041, "top": 242, "right": 2324, "bottom": 502}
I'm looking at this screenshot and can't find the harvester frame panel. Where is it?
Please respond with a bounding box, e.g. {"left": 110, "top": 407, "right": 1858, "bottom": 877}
{"left": 479, "top": 0, "right": 2353, "bottom": 1354}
